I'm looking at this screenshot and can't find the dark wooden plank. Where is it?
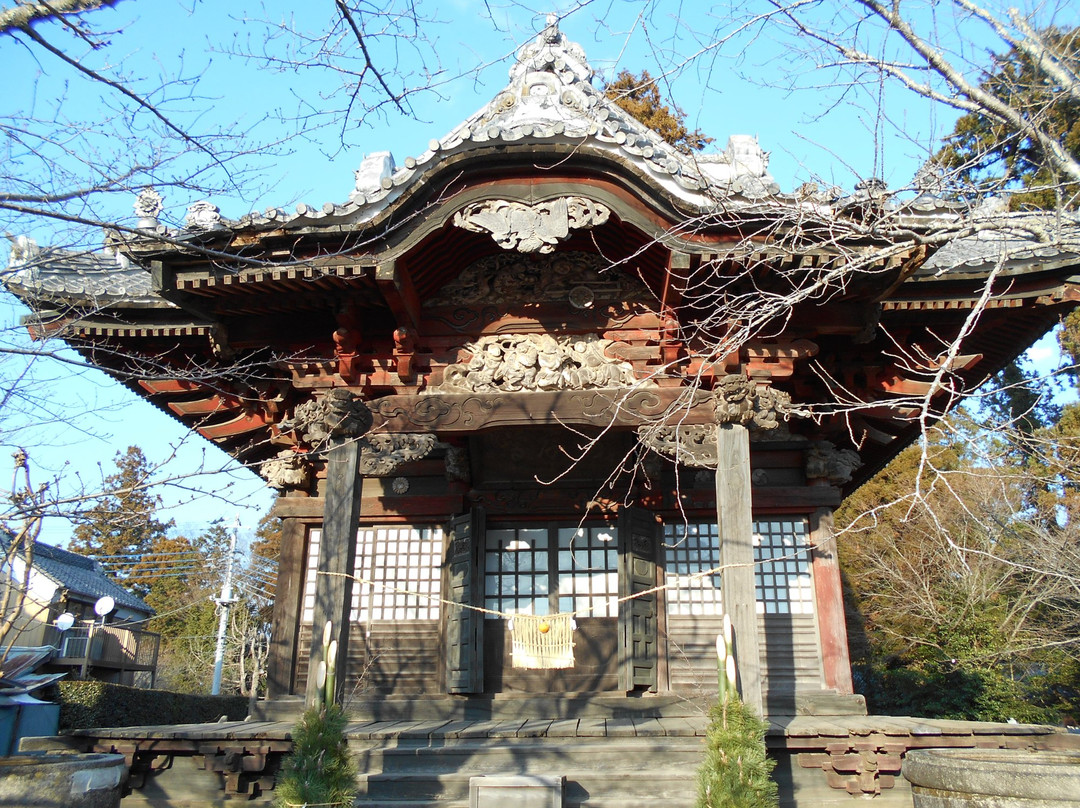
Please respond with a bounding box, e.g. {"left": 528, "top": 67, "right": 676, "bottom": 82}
{"left": 266, "top": 517, "right": 308, "bottom": 698}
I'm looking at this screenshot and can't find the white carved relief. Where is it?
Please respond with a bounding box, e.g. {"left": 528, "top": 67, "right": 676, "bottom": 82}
{"left": 185, "top": 200, "right": 222, "bottom": 230}
{"left": 261, "top": 450, "right": 312, "bottom": 490}
{"left": 426, "top": 251, "right": 650, "bottom": 307}
{"left": 452, "top": 197, "right": 610, "bottom": 253}
{"left": 438, "top": 333, "right": 642, "bottom": 393}
{"left": 134, "top": 188, "right": 164, "bottom": 228}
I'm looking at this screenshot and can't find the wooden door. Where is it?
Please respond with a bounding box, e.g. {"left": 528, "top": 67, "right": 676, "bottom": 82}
{"left": 444, "top": 508, "right": 485, "bottom": 694}
{"left": 618, "top": 507, "right": 661, "bottom": 693}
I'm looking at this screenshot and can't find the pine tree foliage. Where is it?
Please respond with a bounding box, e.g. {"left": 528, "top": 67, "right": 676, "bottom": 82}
{"left": 604, "top": 69, "right": 713, "bottom": 153}
{"left": 937, "top": 26, "right": 1080, "bottom": 210}
{"left": 275, "top": 704, "right": 357, "bottom": 808}
{"left": 69, "top": 446, "right": 173, "bottom": 598}
{"left": 696, "top": 696, "right": 777, "bottom": 808}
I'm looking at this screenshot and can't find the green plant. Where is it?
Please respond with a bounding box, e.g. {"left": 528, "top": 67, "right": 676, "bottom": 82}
{"left": 696, "top": 696, "right": 778, "bottom": 808}
{"left": 57, "top": 681, "right": 247, "bottom": 730}
{"left": 275, "top": 621, "right": 356, "bottom": 808}
{"left": 275, "top": 703, "right": 357, "bottom": 808}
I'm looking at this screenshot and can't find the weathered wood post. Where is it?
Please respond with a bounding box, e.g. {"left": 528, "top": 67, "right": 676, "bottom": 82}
{"left": 303, "top": 389, "right": 372, "bottom": 707}
{"left": 712, "top": 375, "right": 794, "bottom": 716}
{"left": 715, "top": 419, "right": 762, "bottom": 714}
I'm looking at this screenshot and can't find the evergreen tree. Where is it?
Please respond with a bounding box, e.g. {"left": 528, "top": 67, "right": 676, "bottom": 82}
{"left": 69, "top": 446, "right": 173, "bottom": 598}
{"left": 936, "top": 26, "right": 1080, "bottom": 210}
{"left": 696, "top": 697, "right": 777, "bottom": 808}
{"left": 605, "top": 69, "right": 714, "bottom": 153}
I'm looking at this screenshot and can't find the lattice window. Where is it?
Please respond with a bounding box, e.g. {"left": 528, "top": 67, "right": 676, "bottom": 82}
{"left": 301, "top": 526, "right": 443, "bottom": 624}
{"left": 556, "top": 526, "right": 618, "bottom": 617}
{"left": 483, "top": 524, "right": 619, "bottom": 618}
{"left": 484, "top": 527, "right": 551, "bottom": 616}
{"left": 753, "top": 519, "right": 814, "bottom": 615}
{"left": 663, "top": 522, "right": 723, "bottom": 616}
{"left": 663, "top": 519, "right": 813, "bottom": 616}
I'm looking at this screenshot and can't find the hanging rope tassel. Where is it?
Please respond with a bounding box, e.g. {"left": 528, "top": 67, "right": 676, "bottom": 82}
{"left": 509, "top": 613, "right": 576, "bottom": 669}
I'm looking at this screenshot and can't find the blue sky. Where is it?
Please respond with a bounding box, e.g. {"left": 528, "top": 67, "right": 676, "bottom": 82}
{"left": 2, "top": 0, "right": 1074, "bottom": 545}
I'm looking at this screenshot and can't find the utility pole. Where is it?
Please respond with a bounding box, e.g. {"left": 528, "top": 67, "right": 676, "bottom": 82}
{"left": 211, "top": 517, "right": 240, "bottom": 695}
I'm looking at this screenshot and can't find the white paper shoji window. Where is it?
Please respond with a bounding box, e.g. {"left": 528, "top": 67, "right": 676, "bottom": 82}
{"left": 663, "top": 519, "right": 814, "bottom": 617}
{"left": 301, "top": 526, "right": 443, "bottom": 624}
{"left": 483, "top": 525, "right": 619, "bottom": 618}
{"left": 556, "top": 526, "right": 618, "bottom": 618}
{"left": 664, "top": 522, "right": 723, "bottom": 616}
{"left": 753, "top": 519, "right": 814, "bottom": 615}
{"left": 484, "top": 527, "right": 551, "bottom": 617}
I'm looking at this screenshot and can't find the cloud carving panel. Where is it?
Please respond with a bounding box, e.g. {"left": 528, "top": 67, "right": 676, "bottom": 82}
{"left": 438, "top": 333, "right": 645, "bottom": 392}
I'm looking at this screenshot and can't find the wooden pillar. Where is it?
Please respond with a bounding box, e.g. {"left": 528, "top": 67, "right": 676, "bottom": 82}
{"left": 266, "top": 516, "right": 308, "bottom": 698}
{"left": 810, "top": 507, "right": 854, "bottom": 694}
{"left": 715, "top": 422, "right": 763, "bottom": 714}
{"left": 305, "top": 440, "right": 363, "bottom": 705}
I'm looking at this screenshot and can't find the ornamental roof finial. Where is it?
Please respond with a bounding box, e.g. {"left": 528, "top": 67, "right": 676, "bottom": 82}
{"left": 542, "top": 13, "right": 560, "bottom": 43}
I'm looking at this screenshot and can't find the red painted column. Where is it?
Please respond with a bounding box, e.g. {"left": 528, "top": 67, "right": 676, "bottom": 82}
{"left": 810, "top": 507, "right": 853, "bottom": 694}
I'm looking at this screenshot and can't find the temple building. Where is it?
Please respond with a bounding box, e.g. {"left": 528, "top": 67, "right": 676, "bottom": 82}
{"left": 7, "top": 19, "right": 1080, "bottom": 806}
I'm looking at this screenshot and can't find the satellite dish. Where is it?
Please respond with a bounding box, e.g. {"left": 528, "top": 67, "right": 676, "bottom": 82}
{"left": 54, "top": 612, "right": 75, "bottom": 632}
{"left": 93, "top": 596, "right": 115, "bottom": 617}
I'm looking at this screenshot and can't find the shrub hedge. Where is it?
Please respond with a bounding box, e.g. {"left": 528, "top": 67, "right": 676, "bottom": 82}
{"left": 57, "top": 681, "right": 248, "bottom": 731}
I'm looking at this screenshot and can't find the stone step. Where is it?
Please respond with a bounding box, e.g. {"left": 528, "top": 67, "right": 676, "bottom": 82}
{"left": 357, "top": 770, "right": 698, "bottom": 803}
{"left": 353, "top": 737, "right": 706, "bottom": 773}
{"left": 255, "top": 693, "right": 713, "bottom": 723}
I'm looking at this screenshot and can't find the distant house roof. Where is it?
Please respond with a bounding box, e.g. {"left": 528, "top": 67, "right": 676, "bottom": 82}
{"left": 1, "top": 534, "right": 152, "bottom": 617}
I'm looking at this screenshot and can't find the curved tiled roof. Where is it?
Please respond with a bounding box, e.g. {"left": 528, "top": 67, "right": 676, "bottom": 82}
{"left": 4, "top": 239, "right": 164, "bottom": 308}
{"left": 1, "top": 534, "right": 152, "bottom": 616}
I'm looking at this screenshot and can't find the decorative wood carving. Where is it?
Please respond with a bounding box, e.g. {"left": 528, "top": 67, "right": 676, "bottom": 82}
{"left": 439, "top": 333, "right": 645, "bottom": 392}
{"left": 452, "top": 197, "right": 610, "bottom": 253}
{"left": 260, "top": 450, "right": 313, "bottom": 490}
{"left": 444, "top": 445, "right": 471, "bottom": 483}
{"left": 426, "top": 252, "right": 650, "bottom": 307}
{"left": 714, "top": 374, "right": 794, "bottom": 428}
{"left": 638, "top": 380, "right": 801, "bottom": 468}
{"left": 369, "top": 388, "right": 713, "bottom": 433}
{"left": 358, "top": 433, "right": 438, "bottom": 476}
{"left": 806, "top": 440, "right": 862, "bottom": 484}
{"left": 637, "top": 424, "right": 718, "bottom": 468}
{"left": 280, "top": 389, "right": 373, "bottom": 450}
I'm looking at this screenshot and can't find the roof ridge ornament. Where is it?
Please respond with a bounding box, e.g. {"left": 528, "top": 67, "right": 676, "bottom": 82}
{"left": 511, "top": 13, "right": 593, "bottom": 87}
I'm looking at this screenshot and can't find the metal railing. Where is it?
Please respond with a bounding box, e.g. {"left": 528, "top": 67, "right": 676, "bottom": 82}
{"left": 44, "top": 623, "right": 160, "bottom": 672}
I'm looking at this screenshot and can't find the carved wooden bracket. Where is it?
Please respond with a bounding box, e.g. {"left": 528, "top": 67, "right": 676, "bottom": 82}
{"left": 452, "top": 197, "right": 610, "bottom": 253}
{"left": 261, "top": 450, "right": 313, "bottom": 491}
{"left": 638, "top": 378, "right": 802, "bottom": 468}
{"left": 280, "top": 389, "right": 373, "bottom": 452}
{"left": 358, "top": 433, "right": 438, "bottom": 476}
{"left": 798, "top": 744, "right": 905, "bottom": 797}
{"left": 805, "top": 440, "right": 862, "bottom": 485}
{"left": 714, "top": 374, "right": 794, "bottom": 428}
